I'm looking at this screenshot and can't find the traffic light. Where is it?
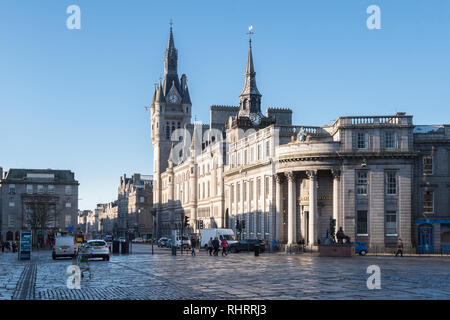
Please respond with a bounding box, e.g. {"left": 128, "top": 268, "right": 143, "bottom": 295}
{"left": 199, "top": 220, "right": 204, "bottom": 229}
{"left": 184, "top": 216, "right": 189, "bottom": 227}
{"left": 241, "top": 220, "right": 246, "bottom": 229}
{"left": 236, "top": 220, "right": 240, "bottom": 230}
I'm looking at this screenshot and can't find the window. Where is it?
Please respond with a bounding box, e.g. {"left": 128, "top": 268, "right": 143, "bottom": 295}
{"left": 231, "top": 184, "right": 234, "bottom": 203}
{"left": 423, "top": 155, "right": 433, "bottom": 175}
{"left": 27, "top": 185, "right": 33, "bottom": 194}
{"left": 65, "top": 185, "right": 72, "bottom": 196}
{"left": 237, "top": 183, "right": 240, "bottom": 202}
{"left": 8, "top": 215, "right": 15, "bottom": 228}
{"left": 266, "top": 141, "right": 270, "bottom": 157}
{"left": 423, "top": 190, "right": 434, "bottom": 213}
{"left": 243, "top": 182, "right": 247, "bottom": 201}
{"left": 207, "top": 181, "right": 210, "bottom": 198}
{"left": 385, "top": 211, "right": 397, "bottom": 236}
{"left": 264, "top": 177, "right": 270, "bottom": 198}
{"left": 140, "top": 196, "right": 145, "bottom": 203}
{"left": 356, "top": 171, "right": 368, "bottom": 195}
{"left": 249, "top": 180, "right": 253, "bottom": 201}
{"left": 257, "top": 145, "right": 261, "bottom": 160}
{"left": 8, "top": 185, "right": 16, "bottom": 194}
{"left": 66, "top": 202, "right": 72, "bottom": 208}
{"left": 37, "top": 185, "right": 44, "bottom": 194}
{"left": 356, "top": 211, "right": 368, "bottom": 235}
{"left": 385, "top": 132, "right": 395, "bottom": 149}
{"left": 165, "top": 123, "right": 170, "bottom": 139}
{"left": 48, "top": 185, "right": 55, "bottom": 194}
{"left": 9, "top": 202, "right": 15, "bottom": 207}
{"left": 357, "top": 132, "right": 368, "bottom": 149}
{"left": 65, "top": 215, "right": 72, "bottom": 228}
{"left": 256, "top": 178, "right": 261, "bottom": 201}
{"left": 385, "top": 171, "right": 397, "bottom": 195}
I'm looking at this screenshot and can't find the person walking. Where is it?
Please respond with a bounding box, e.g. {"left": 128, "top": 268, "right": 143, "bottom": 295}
{"left": 212, "top": 237, "right": 220, "bottom": 256}
{"left": 207, "top": 237, "right": 213, "bottom": 256}
{"left": 395, "top": 238, "right": 404, "bottom": 257}
{"left": 191, "top": 237, "right": 196, "bottom": 256}
{"left": 220, "top": 238, "right": 228, "bottom": 256}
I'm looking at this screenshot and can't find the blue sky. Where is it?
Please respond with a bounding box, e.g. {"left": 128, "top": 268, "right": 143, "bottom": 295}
{"left": 1, "top": 0, "right": 449, "bottom": 210}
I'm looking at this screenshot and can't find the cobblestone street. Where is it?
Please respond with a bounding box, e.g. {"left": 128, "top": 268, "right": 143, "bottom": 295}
{"left": 1, "top": 244, "right": 449, "bottom": 300}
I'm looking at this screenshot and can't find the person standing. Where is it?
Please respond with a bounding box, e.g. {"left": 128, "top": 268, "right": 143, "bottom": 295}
{"left": 220, "top": 238, "right": 228, "bottom": 256}
{"left": 207, "top": 237, "right": 213, "bottom": 256}
{"left": 212, "top": 237, "right": 220, "bottom": 256}
{"left": 396, "top": 238, "right": 404, "bottom": 257}
{"left": 191, "top": 237, "right": 196, "bottom": 256}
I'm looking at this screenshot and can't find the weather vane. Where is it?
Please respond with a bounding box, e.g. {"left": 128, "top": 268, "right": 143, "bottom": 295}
{"left": 247, "top": 25, "right": 254, "bottom": 43}
{"left": 169, "top": 19, "right": 173, "bottom": 29}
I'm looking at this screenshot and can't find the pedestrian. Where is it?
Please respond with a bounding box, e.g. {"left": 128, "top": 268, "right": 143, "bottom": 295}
{"left": 191, "top": 237, "right": 196, "bottom": 256}
{"left": 220, "top": 238, "right": 228, "bottom": 256}
{"left": 212, "top": 237, "right": 220, "bottom": 256}
{"left": 207, "top": 237, "right": 213, "bottom": 256}
{"left": 395, "top": 238, "right": 404, "bottom": 257}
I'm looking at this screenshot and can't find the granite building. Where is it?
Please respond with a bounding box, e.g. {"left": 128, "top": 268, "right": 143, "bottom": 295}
{"left": 150, "top": 27, "right": 450, "bottom": 253}
{"left": 0, "top": 168, "right": 79, "bottom": 243}
{"left": 117, "top": 173, "right": 154, "bottom": 239}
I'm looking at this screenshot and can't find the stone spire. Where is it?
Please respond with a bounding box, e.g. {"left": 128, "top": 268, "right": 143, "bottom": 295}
{"left": 239, "top": 38, "right": 262, "bottom": 116}
{"left": 163, "top": 23, "right": 180, "bottom": 95}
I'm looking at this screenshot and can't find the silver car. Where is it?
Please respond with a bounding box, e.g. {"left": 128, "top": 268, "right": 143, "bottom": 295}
{"left": 85, "top": 240, "right": 110, "bottom": 261}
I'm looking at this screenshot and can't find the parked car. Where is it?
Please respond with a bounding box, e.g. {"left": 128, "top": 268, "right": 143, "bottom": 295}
{"left": 85, "top": 240, "right": 110, "bottom": 261}
{"left": 352, "top": 241, "right": 368, "bottom": 256}
{"left": 52, "top": 236, "right": 77, "bottom": 260}
{"left": 132, "top": 237, "right": 144, "bottom": 243}
{"left": 103, "top": 235, "right": 113, "bottom": 242}
{"left": 166, "top": 239, "right": 173, "bottom": 247}
{"left": 158, "top": 237, "right": 169, "bottom": 247}
{"left": 228, "top": 239, "right": 265, "bottom": 253}
{"left": 118, "top": 237, "right": 126, "bottom": 243}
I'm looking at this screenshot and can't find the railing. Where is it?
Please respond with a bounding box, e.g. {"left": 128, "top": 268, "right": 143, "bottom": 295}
{"left": 330, "top": 114, "right": 413, "bottom": 129}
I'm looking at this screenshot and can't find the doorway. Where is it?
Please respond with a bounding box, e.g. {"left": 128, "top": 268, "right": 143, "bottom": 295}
{"left": 418, "top": 224, "right": 433, "bottom": 254}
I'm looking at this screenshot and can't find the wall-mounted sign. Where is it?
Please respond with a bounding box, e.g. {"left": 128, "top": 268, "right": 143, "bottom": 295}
{"left": 298, "top": 196, "right": 332, "bottom": 201}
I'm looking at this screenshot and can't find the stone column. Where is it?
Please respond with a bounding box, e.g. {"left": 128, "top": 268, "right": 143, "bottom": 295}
{"left": 307, "top": 170, "right": 318, "bottom": 246}
{"left": 285, "top": 171, "right": 296, "bottom": 246}
{"left": 332, "top": 169, "right": 341, "bottom": 229}
{"left": 275, "top": 174, "right": 283, "bottom": 242}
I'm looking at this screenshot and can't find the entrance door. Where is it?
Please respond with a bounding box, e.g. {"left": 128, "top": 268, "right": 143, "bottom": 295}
{"left": 418, "top": 225, "right": 433, "bottom": 254}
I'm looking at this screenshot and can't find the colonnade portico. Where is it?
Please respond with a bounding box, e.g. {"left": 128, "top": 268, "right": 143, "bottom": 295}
{"left": 274, "top": 168, "right": 341, "bottom": 248}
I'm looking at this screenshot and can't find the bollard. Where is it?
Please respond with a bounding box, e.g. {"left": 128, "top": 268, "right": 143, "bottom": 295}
{"left": 171, "top": 245, "right": 177, "bottom": 256}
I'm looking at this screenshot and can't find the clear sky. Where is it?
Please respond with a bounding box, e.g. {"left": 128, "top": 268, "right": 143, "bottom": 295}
{"left": 1, "top": 0, "right": 449, "bottom": 210}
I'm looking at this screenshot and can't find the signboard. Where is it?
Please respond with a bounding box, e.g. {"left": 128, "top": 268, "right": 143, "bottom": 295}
{"left": 68, "top": 226, "right": 74, "bottom": 233}
{"left": 19, "top": 230, "right": 32, "bottom": 260}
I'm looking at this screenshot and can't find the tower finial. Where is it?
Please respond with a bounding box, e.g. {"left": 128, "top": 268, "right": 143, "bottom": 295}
{"left": 247, "top": 25, "right": 254, "bottom": 46}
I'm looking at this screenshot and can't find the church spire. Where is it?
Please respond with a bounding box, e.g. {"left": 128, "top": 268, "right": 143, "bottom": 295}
{"left": 239, "top": 31, "right": 262, "bottom": 116}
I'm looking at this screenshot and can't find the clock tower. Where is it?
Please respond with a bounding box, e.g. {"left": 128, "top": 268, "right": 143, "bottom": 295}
{"left": 228, "top": 37, "right": 273, "bottom": 134}
{"left": 151, "top": 24, "right": 192, "bottom": 209}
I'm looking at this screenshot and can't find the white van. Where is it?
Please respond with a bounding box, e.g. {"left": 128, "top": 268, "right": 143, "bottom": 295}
{"left": 52, "top": 236, "right": 77, "bottom": 259}
{"left": 200, "top": 229, "right": 237, "bottom": 248}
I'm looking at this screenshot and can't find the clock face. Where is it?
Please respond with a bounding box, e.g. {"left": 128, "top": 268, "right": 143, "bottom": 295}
{"left": 169, "top": 95, "right": 178, "bottom": 103}
{"left": 251, "top": 113, "right": 261, "bottom": 125}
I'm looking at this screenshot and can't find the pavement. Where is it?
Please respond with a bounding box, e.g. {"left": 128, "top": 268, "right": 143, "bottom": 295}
{"left": 1, "top": 244, "right": 449, "bottom": 300}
